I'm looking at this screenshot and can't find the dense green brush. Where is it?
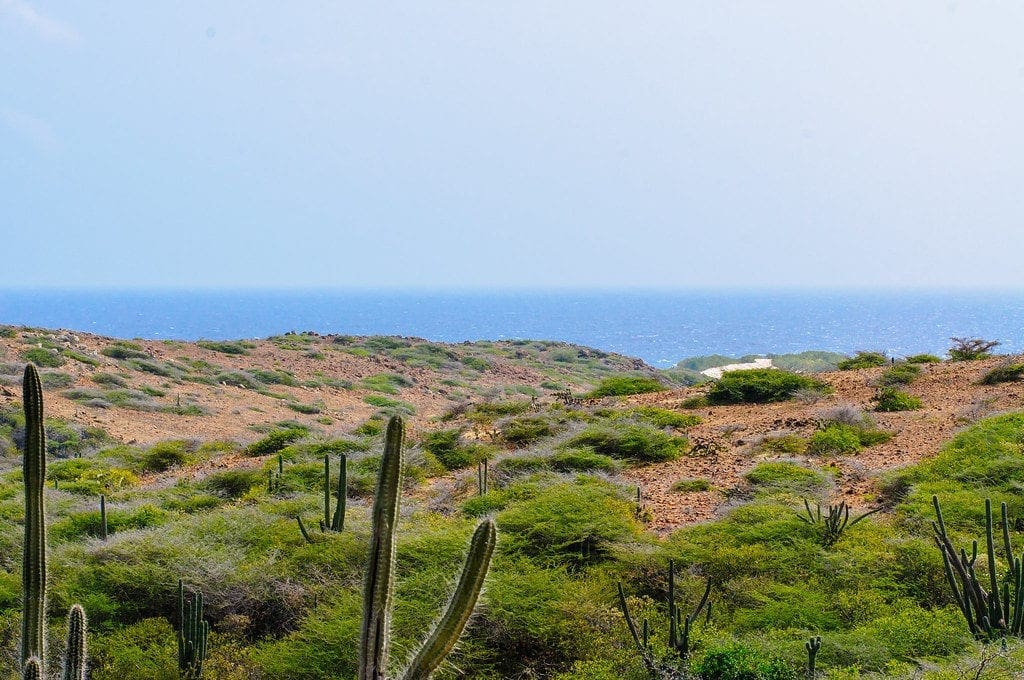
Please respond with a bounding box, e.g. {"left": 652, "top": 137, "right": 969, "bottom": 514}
{"left": 62, "top": 605, "right": 88, "bottom": 680}
{"left": 358, "top": 415, "right": 497, "bottom": 680}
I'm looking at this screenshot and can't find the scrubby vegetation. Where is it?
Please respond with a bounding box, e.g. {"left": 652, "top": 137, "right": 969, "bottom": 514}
{"left": 706, "top": 369, "right": 829, "bottom": 405}
{"left": 873, "top": 387, "right": 923, "bottom": 412}
{"left": 836, "top": 351, "right": 888, "bottom": 370}
{"left": 587, "top": 374, "right": 667, "bottom": 397}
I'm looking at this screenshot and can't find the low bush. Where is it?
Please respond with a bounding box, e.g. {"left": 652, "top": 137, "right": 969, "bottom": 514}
{"left": 807, "top": 425, "right": 864, "bottom": 456}
{"left": 286, "top": 401, "right": 322, "bottom": 415}
{"left": 873, "top": 388, "right": 922, "bottom": 412}
{"left": 837, "top": 352, "right": 888, "bottom": 370}
{"left": 548, "top": 449, "right": 618, "bottom": 473}
{"left": 587, "top": 375, "right": 666, "bottom": 398}
{"left": 745, "top": 462, "right": 827, "bottom": 495}
{"left": 671, "top": 478, "right": 712, "bottom": 493}
{"left": 758, "top": 434, "right": 807, "bottom": 455}
{"left": 39, "top": 371, "right": 75, "bottom": 389}
{"left": 625, "top": 406, "right": 701, "bottom": 428}
{"left": 201, "top": 469, "right": 265, "bottom": 498}
{"left": 92, "top": 372, "right": 127, "bottom": 387}
{"left": 501, "top": 417, "right": 555, "bottom": 446}
{"left": 877, "top": 363, "right": 921, "bottom": 386}
{"left": 245, "top": 427, "right": 308, "bottom": 456}
{"left": 906, "top": 354, "right": 941, "bottom": 364}
{"left": 707, "top": 370, "right": 828, "bottom": 405}
{"left": 421, "top": 429, "right": 488, "bottom": 470}
{"left": 681, "top": 395, "right": 710, "bottom": 409}
{"left": 691, "top": 643, "right": 799, "bottom": 680}
{"left": 21, "top": 347, "right": 65, "bottom": 367}
{"left": 980, "top": 361, "right": 1024, "bottom": 385}
{"left": 196, "top": 340, "right": 252, "bottom": 355}
{"left": 138, "top": 440, "right": 192, "bottom": 472}
{"left": 100, "top": 341, "right": 151, "bottom": 360}
{"left": 562, "top": 424, "right": 686, "bottom": 463}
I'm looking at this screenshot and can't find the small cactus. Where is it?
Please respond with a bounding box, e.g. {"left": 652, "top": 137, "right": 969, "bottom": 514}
{"left": 177, "top": 580, "right": 210, "bottom": 678}
{"left": 22, "top": 657, "right": 42, "bottom": 680}
{"left": 99, "top": 494, "right": 108, "bottom": 540}
{"left": 805, "top": 636, "right": 821, "bottom": 680}
{"left": 797, "top": 498, "right": 880, "bottom": 548}
{"left": 62, "top": 605, "right": 88, "bottom": 680}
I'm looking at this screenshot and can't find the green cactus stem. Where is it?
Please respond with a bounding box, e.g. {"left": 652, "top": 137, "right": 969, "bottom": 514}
{"left": 100, "top": 495, "right": 108, "bottom": 540}
{"left": 331, "top": 453, "right": 346, "bottom": 531}
{"left": 797, "top": 498, "right": 881, "bottom": 548}
{"left": 21, "top": 365, "right": 47, "bottom": 669}
{"left": 62, "top": 605, "right": 87, "bottom": 680}
{"left": 358, "top": 415, "right": 496, "bottom": 680}
{"left": 359, "top": 416, "right": 405, "bottom": 680}
{"left": 177, "top": 580, "right": 210, "bottom": 678}
{"left": 297, "top": 516, "right": 314, "bottom": 544}
{"left": 22, "top": 657, "right": 42, "bottom": 680}
{"left": 400, "top": 518, "right": 496, "bottom": 680}
{"left": 805, "top": 636, "right": 821, "bottom": 680}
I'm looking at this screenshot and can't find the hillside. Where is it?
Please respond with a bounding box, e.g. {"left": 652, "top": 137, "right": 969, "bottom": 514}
{"left": 3, "top": 325, "right": 1024, "bottom": 679}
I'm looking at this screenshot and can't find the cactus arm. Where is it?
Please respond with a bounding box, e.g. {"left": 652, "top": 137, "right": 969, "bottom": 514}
{"left": 399, "top": 519, "right": 496, "bottom": 680}
{"left": 667, "top": 559, "right": 677, "bottom": 650}
{"left": 21, "top": 365, "right": 47, "bottom": 669}
{"left": 359, "top": 416, "right": 405, "bottom": 680}
{"left": 986, "top": 500, "right": 1003, "bottom": 623}
{"left": 100, "top": 495, "right": 107, "bottom": 540}
{"left": 61, "top": 604, "right": 87, "bottom": 680}
{"left": 297, "top": 516, "right": 314, "bottom": 544}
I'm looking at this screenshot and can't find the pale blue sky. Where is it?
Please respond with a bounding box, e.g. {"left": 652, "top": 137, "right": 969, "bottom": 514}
{"left": 3, "top": 2, "right": 1023, "bottom": 289}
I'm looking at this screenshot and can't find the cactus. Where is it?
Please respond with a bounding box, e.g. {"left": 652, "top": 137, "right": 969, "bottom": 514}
{"left": 797, "top": 498, "right": 881, "bottom": 548}
{"left": 932, "top": 495, "right": 1024, "bottom": 639}
{"left": 62, "top": 604, "right": 87, "bottom": 680}
{"left": 477, "top": 459, "right": 488, "bottom": 496}
{"left": 177, "top": 580, "right": 210, "bottom": 678}
{"left": 19, "top": 365, "right": 89, "bottom": 676}
{"left": 805, "top": 636, "right": 821, "bottom": 680}
{"left": 100, "top": 494, "right": 108, "bottom": 540}
{"left": 302, "top": 453, "right": 346, "bottom": 537}
{"left": 21, "top": 365, "right": 47, "bottom": 669}
{"left": 617, "top": 560, "right": 712, "bottom": 678}
{"left": 22, "top": 657, "right": 42, "bottom": 680}
{"left": 358, "top": 416, "right": 497, "bottom": 680}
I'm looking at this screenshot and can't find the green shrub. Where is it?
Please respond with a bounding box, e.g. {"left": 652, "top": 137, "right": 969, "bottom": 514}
{"left": 201, "top": 469, "right": 264, "bottom": 498}
{"left": 501, "top": 417, "right": 555, "bottom": 445}
{"left": 877, "top": 363, "right": 921, "bottom": 386}
{"left": 837, "top": 352, "right": 888, "bottom": 370}
{"left": 587, "top": 375, "right": 666, "bottom": 398}
{"left": 691, "top": 643, "right": 799, "bottom": 680}
{"left": 548, "top": 449, "right": 618, "bottom": 473}
{"left": 808, "top": 425, "right": 863, "bottom": 455}
{"left": 498, "top": 479, "right": 639, "bottom": 562}
{"left": 681, "top": 395, "right": 710, "bottom": 409}
{"left": 707, "top": 369, "right": 828, "bottom": 405}
{"left": 92, "top": 372, "right": 127, "bottom": 387}
{"left": 51, "top": 503, "right": 168, "bottom": 541}
{"left": 138, "top": 440, "right": 192, "bottom": 472}
{"left": 980, "top": 362, "right": 1024, "bottom": 385}
{"left": 21, "top": 346, "right": 65, "bottom": 367}
{"left": 361, "top": 373, "right": 413, "bottom": 394}
{"left": 874, "top": 388, "right": 922, "bottom": 412}
{"left": 39, "top": 371, "right": 75, "bottom": 389}
{"left": 948, "top": 337, "right": 1000, "bottom": 361}
{"left": 421, "top": 428, "right": 487, "bottom": 470}
{"left": 758, "top": 434, "right": 807, "bottom": 455}
{"left": 250, "top": 369, "right": 298, "bottom": 386}
{"left": 286, "top": 401, "right": 322, "bottom": 415}
{"left": 626, "top": 406, "right": 702, "bottom": 428}
{"left": 906, "top": 354, "right": 942, "bottom": 364}
{"left": 671, "top": 478, "right": 712, "bottom": 492}
{"left": 196, "top": 339, "right": 252, "bottom": 355}
{"left": 245, "top": 427, "right": 308, "bottom": 456}
{"left": 745, "top": 462, "right": 827, "bottom": 495}
{"left": 363, "top": 395, "right": 415, "bottom": 413}
{"left": 101, "top": 341, "right": 151, "bottom": 359}
{"left": 562, "top": 424, "right": 686, "bottom": 462}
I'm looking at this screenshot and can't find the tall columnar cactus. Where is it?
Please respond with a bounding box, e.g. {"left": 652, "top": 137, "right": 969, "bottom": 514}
{"left": 19, "top": 365, "right": 90, "bottom": 676}
{"left": 22, "top": 365, "right": 47, "bottom": 669}
{"left": 932, "top": 496, "right": 1024, "bottom": 639}
{"left": 177, "top": 580, "right": 210, "bottom": 678}
{"left": 617, "top": 560, "right": 712, "bottom": 678}
{"left": 100, "top": 494, "right": 108, "bottom": 540}
{"left": 358, "top": 416, "right": 497, "bottom": 680}
{"left": 477, "top": 459, "right": 488, "bottom": 496}
{"left": 62, "top": 604, "right": 88, "bottom": 680}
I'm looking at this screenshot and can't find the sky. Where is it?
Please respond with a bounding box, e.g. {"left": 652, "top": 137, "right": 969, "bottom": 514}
{"left": 2, "top": 2, "right": 1024, "bottom": 289}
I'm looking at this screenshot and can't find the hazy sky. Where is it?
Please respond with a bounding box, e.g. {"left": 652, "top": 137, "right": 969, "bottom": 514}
{"left": 3, "top": 3, "right": 1023, "bottom": 289}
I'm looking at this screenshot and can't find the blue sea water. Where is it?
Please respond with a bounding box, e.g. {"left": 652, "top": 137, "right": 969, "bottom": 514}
{"left": 2, "top": 289, "right": 1022, "bottom": 368}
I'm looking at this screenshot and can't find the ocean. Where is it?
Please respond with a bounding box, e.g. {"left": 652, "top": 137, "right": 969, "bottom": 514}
{"left": 2, "top": 289, "right": 1022, "bottom": 368}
